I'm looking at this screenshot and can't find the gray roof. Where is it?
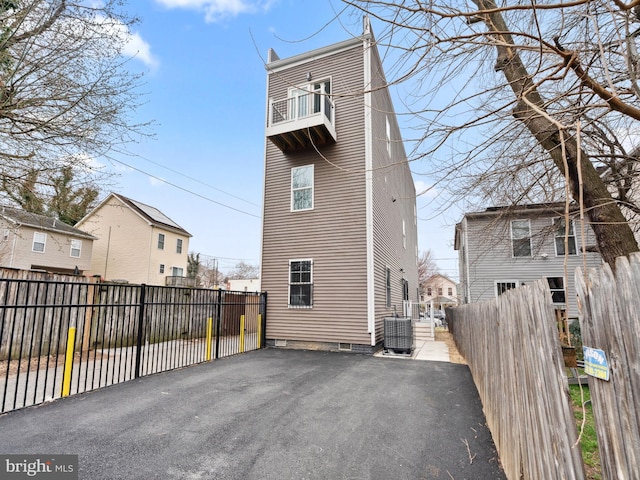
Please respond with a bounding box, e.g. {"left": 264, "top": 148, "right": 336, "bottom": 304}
{"left": 0, "top": 205, "right": 96, "bottom": 239}
{"left": 113, "top": 194, "right": 191, "bottom": 237}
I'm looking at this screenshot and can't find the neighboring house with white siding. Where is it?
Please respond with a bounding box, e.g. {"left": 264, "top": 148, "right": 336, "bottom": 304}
{"left": 261, "top": 18, "right": 419, "bottom": 353}
{"left": 75, "top": 193, "right": 191, "bottom": 285}
{"left": 0, "top": 205, "right": 94, "bottom": 275}
{"left": 454, "top": 202, "right": 603, "bottom": 318}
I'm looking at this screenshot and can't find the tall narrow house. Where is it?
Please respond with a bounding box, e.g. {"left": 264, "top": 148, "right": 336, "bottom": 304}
{"left": 261, "top": 19, "right": 419, "bottom": 353}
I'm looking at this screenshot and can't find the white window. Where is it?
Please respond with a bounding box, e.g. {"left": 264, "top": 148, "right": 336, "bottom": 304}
{"left": 496, "top": 281, "right": 519, "bottom": 297}
{"left": 385, "top": 267, "right": 391, "bottom": 307}
{"left": 176, "top": 238, "right": 183, "bottom": 254}
{"left": 289, "top": 259, "right": 313, "bottom": 307}
{"left": 172, "top": 267, "right": 184, "bottom": 277}
{"left": 547, "top": 277, "right": 566, "bottom": 303}
{"left": 553, "top": 218, "right": 577, "bottom": 256}
{"left": 70, "top": 239, "right": 82, "bottom": 258}
{"left": 158, "top": 233, "right": 165, "bottom": 250}
{"left": 291, "top": 165, "right": 314, "bottom": 211}
{"left": 288, "top": 79, "right": 331, "bottom": 120}
{"left": 159, "top": 264, "right": 165, "bottom": 274}
{"left": 402, "top": 219, "right": 406, "bottom": 249}
{"left": 32, "top": 232, "right": 46, "bottom": 253}
{"left": 386, "top": 116, "right": 391, "bottom": 156}
{"left": 511, "top": 220, "right": 532, "bottom": 257}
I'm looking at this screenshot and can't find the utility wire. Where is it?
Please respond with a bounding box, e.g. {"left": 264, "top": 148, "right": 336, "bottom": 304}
{"left": 108, "top": 157, "right": 261, "bottom": 219}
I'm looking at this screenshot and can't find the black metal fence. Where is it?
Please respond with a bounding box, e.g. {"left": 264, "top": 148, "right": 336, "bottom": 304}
{"left": 0, "top": 278, "right": 267, "bottom": 413}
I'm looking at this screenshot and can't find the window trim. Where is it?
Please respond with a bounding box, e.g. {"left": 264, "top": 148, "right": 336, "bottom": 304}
{"left": 511, "top": 219, "right": 532, "bottom": 257}
{"left": 176, "top": 238, "right": 183, "bottom": 254}
{"left": 32, "top": 232, "right": 46, "bottom": 253}
{"left": 158, "top": 233, "right": 165, "bottom": 250}
{"left": 69, "top": 239, "right": 82, "bottom": 258}
{"left": 288, "top": 259, "right": 313, "bottom": 308}
{"left": 159, "top": 264, "right": 165, "bottom": 274}
{"left": 291, "top": 165, "right": 314, "bottom": 212}
{"left": 553, "top": 218, "right": 578, "bottom": 256}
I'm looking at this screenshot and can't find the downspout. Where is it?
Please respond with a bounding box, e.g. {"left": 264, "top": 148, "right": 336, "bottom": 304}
{"left": 363, "top": 17, "right": 375, "bottom": 346}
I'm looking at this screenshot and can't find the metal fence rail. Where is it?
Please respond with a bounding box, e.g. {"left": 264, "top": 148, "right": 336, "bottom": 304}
{"left": 0, "top": 278, "right": 267, "bottom": 413}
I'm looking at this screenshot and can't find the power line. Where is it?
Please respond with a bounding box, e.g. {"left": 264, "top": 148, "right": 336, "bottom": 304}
{"left": 134, "top": 154, "right": 260, "bottom": 208}
{"left": 108, "top": 157, "right": 262, "bottom": 219}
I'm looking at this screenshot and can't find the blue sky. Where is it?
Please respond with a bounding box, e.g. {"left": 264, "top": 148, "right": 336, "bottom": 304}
{"left": 107, "top": 0, "right": 461, "bottom": 279}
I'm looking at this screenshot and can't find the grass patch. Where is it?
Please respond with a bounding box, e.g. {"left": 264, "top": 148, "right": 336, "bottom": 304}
{"left": 569, "top": 384, "right": 601, "bottom": 480}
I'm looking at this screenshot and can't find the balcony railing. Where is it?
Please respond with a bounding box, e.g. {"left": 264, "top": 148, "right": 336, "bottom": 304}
{"left": 266, "top": 92, "right": 337, "bottom": 152}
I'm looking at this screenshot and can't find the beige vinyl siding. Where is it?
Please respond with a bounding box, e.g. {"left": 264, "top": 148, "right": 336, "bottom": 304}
{"left": 262, "top": 44, "right": 370, "bottom": 344}
{"left": 78, "top": 196, "right": 189, "bottom": 285}
{"left": 368, "top": 42, "right": 419, "bottom": 344}
{"left": 0, "top": 222, "right": 93, "bottom": 272}
{"left": 460, "top": 213, "right": 602, "bottom": 317}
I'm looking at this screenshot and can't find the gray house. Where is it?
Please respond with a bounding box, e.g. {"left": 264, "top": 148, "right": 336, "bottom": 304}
{"left": 454, "top": 202, "right": 603, "bottom": 318}
{"left": 0, "top": 205, "right": 95, "bottom": 275}
{"left": 260, "top": 18, "right": 419, "bottom": 353}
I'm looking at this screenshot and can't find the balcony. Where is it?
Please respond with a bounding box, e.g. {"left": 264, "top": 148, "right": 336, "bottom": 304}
{"left": 266, "top": 92, "right": 337, "bottom": 152}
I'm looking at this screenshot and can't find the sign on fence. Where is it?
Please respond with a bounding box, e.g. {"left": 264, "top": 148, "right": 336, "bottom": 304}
{"left": 582, "top": 346, "right": 610, "bottom": 381}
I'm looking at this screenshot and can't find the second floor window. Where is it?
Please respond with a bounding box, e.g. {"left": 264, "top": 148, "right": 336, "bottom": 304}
{"left": 448, "top": 287, "right": 453, "bottom": 296}
{"left": 158, "top": 233, "right": 165, "bottom": 250}
{"left": 511, "top": 219, "right": 532, "bottom": 257}
{"left": 159, "top": 264, "right": 165, "bottom": 274}
{"left": 437, "top": 287, "right": 443, "bottom": 296}
{"left": 427, "top": 287, "right": 432, "bottom": 296}
{"left": 292, "top": 165, "right": 314, "bottom": 211}
{"left": 554, "top": 218, "right": 577, "bottom": 256}
{"left": 176, "top": 238, "right": 183, "bottom": 254}
{"left": 33, "top": 232, "right": 46, "bottom": 252}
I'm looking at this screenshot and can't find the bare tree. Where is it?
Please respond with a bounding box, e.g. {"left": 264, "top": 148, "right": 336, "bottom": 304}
{"left": 0, "top": 1, "right": 149, "bottom": 200}
{"left": 345, "top": 0, "right": 640, "bottom": 268}
{"left": 418, "top": 249, "right": 439, "bottom": 286}
{"left": 227, "top": 261, "right": 259, "bottom": 280}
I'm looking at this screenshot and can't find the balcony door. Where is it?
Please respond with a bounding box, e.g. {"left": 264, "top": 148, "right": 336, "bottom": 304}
{"left": 288, "top": 79, "right": 330, "bottom": 120}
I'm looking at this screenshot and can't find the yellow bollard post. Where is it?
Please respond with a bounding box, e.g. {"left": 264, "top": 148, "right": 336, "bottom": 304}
{"left": 61, "top": 327, "right": 76, "bottom": 397}
{"left": 239, "top": 315, "right": 245, "bottom": 353}
{"left": 206, "top": 317, "right": 213, "bottom": 361}
{"left": 257, "top": 314, "right": 262, "bottom": 349}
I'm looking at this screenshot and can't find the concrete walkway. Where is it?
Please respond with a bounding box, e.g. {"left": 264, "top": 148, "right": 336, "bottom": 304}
{"left": 0, "top": 348, "right": 505, "bottom": 480}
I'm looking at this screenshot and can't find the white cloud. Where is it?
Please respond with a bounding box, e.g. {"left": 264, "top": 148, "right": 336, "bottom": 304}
{"left": 154, "top": 0, "right": 276, "bottom": 22}
{"left": 122, "top": 30, "right": 159, "bottom": 69}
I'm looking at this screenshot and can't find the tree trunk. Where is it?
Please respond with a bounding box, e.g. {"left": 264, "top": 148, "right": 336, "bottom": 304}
{"left": 473, "top": 0, "right": 639, "bottom": 269}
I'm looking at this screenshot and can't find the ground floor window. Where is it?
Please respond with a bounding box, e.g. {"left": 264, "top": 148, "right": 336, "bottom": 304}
{"left": 289, "top": 259, "right": 313, "bottom": 307}
{"left": 496, "top": 280, "right": 519, "bottom": 297}
{"left": 386, "top": 267, "right": 391, "bottom": 307}
{"left": 547, "top": 277, "right": 566, "bottom": 303}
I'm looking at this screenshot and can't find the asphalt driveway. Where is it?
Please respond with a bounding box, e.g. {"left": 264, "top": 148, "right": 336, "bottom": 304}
{"left": 0, "top": 349, "right": 505, "bottom": 479}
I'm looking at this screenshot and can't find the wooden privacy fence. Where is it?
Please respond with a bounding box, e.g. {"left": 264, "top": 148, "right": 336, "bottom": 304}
{"left": 576, "top": 254, "right": 640, "bottom": 480}
{"left": 447, "top": 280, "right": 585, "bottom": 480}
